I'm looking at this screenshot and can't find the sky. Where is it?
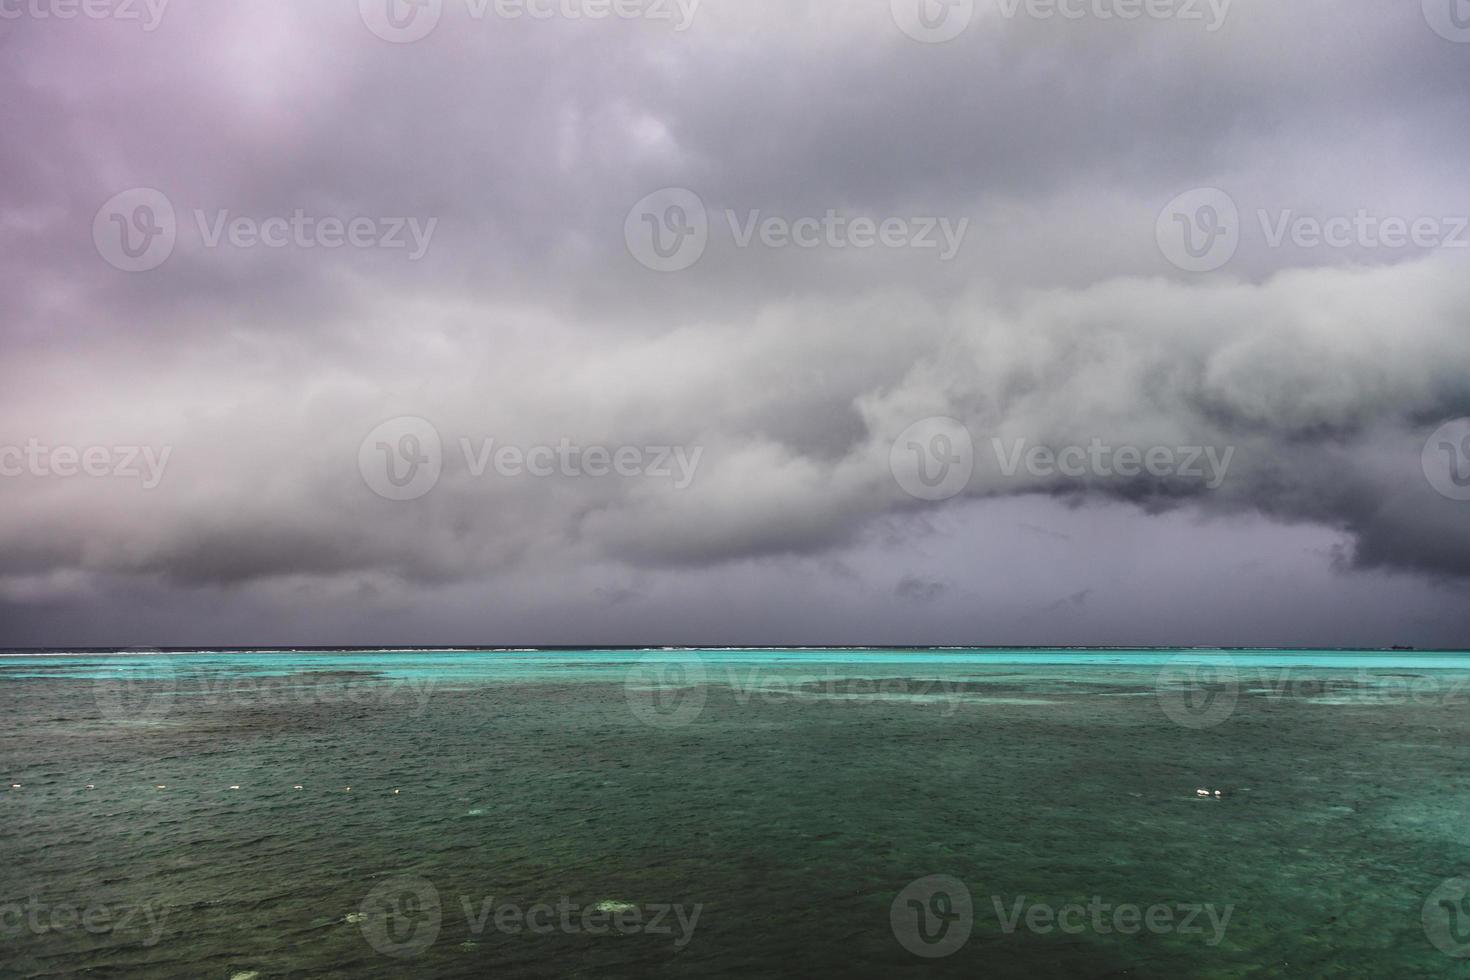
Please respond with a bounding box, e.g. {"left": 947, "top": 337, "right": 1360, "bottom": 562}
{"left": 2, "top": 0, "right": 1469, "bottom": 648}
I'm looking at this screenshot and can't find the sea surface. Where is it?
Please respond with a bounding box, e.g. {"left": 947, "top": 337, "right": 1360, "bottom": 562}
{"left": 3, "top": 648, "right": 1470, "bottom": 978}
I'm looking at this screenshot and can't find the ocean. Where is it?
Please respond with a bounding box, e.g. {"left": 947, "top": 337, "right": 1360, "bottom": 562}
{"left": 2, "top": 648, "right": 1469, "bottom": 977}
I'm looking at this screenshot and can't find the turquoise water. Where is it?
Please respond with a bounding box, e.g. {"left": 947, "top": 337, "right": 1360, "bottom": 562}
{"left": 3, "top": 648, "right": 1470, "bottom": 977}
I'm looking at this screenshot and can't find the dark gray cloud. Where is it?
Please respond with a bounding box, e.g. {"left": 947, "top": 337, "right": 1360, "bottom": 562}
{"left": 1, "top": 0, "right": 1468, "bottom": 646}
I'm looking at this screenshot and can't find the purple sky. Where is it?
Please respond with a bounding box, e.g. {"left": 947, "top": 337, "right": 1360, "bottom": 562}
{"left": 2, "top": 0, "right": 1469, "bottom": 648}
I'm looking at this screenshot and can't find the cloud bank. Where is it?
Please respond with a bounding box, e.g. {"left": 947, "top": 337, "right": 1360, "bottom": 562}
{"left": 1, "top": 0, "right": 1468, "bottom": 646}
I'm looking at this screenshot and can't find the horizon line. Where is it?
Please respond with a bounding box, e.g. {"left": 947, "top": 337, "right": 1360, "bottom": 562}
{"left": 2, "top": 644, "right": 1467, "bottom": 654}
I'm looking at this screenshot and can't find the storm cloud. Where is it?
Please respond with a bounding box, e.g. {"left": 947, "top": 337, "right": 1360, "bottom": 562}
{"left": 1, "top": 0, "right": 1468, "bottom": 647}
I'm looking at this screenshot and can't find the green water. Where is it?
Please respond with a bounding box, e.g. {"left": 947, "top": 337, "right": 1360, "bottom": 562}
{"left": 3, "top": 649, "right": 1470, "bottom": 977}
